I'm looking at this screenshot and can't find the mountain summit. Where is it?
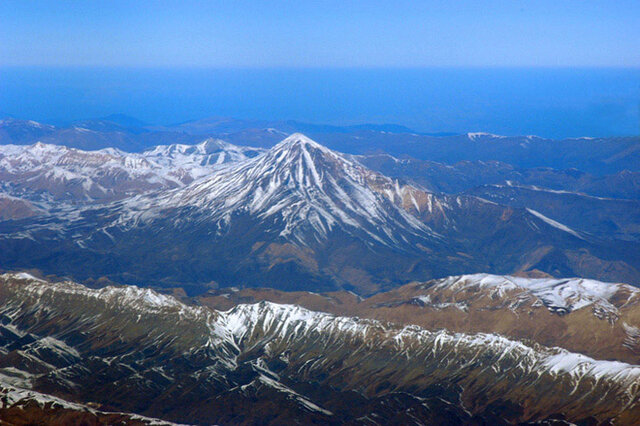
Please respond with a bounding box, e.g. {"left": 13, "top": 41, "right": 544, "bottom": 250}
{"left": 148, "top": 133, "right": 434, "bottom": 247}
{"left": 277, "top": 132, "right": 327, "bottom": 148}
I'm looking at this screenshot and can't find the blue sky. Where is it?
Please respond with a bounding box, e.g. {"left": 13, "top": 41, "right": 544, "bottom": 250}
{"left": 1, "top": 1, "right": 638, "bottom": 137}
{"left": 1, "top": 0, "right": 639, "bottom": 67}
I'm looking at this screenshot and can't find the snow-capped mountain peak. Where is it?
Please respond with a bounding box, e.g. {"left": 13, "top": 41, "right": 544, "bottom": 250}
{"left": 275, "top": 132, "right": 329, "bottom": 150}
{"left": 136, "top": 134, "right": 435, "bottom": 247}
{"left": 142, "top": 137, "right": 264, "bottom": 172}
{"left": 255, "top": 132, "right": 358, "bottom": 188}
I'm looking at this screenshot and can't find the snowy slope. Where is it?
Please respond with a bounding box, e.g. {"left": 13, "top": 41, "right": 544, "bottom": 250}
{"left": 115, "top": 133, "right": 437, "bottom": 247}
{"left": 430, "top": 273, "right": 639, "bottom": 314}
{"left": 141, "top": 137, "right": 265, "bottom": 179}
{"left": 0, "top": 139, "right": 260, "bottom": 204}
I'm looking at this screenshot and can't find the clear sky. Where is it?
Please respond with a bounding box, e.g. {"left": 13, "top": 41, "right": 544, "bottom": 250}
{"left": 1, "top": 0, "right": 639, "bottom": 67}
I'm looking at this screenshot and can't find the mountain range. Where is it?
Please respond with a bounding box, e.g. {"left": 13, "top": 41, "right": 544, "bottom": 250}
{"left": 2, "top": 116, "right": 639, "bottom": 174}
{"left": 0, "top": 133, "right": 638, "bottom": 294}
{"left": 2, "top": 272, "right": 640, "bottom": 425}
{"left": 0, "top": 139, "right": 263, "bottom": 205}
{"left": 1, "top": 119, "right": 640, "bottom": 424}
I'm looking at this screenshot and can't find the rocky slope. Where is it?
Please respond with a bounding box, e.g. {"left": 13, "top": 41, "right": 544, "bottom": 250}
{"left": 200, "top": 273, "right": 640, "bottom": 364}
{"left": 1, "top": 272, "right": 640, "bottom": 424}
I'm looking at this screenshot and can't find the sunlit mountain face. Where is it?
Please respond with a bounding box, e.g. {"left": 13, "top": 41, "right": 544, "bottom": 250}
{"left": 0, "top": 120, "right": 639, "bottom": 424}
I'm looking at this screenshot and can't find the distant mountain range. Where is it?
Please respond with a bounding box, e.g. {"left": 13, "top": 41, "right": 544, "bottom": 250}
{"left": 2, "top": 116, "right": 639, "bottom": 174}
{"left": 0, "top": 134, "right": 638, "bottom": 293}
{"left": 0, "top": 139, "right": 264, "bottom": 205}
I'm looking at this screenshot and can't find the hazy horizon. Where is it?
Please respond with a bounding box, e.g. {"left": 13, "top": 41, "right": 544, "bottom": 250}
{"left": 2, "top": 1, "right": 638, "bottom": 139}
{"left": 2, "top": 66, "right": 638, "bottom": 139}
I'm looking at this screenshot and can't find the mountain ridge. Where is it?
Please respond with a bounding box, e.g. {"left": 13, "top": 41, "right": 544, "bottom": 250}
{"left": 2, "top": 272, "right": 640, "bottom": 424}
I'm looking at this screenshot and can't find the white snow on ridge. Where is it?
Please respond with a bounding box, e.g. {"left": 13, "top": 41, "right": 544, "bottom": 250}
{"left": 502, "top": 181, "right": 615, "bottom": 200}
{"left": 1, "top": 272, "right": 198, "bottom": 318}
{"left": 542, "top": 352, "right": 640, "bottom": 384}
{"left": 467, "top": 132, "right": 507, "bottom": 140}
{"left": 142, "top": 138, "right": 265, "bottom": 179}
{"left": 4, "top": 272, "right": 640, "bottom": 400}
{"left": 220, "top": 301, "right": 640, "bottom": 390}
{"left": 253, "top": 374, "right": 334, "bottom": 416}
{"left": 10, "top": 272, "right": 44, "bottom": 282}
{"left": 0, "top": 139, "right": 262, "bottom": 203}
{"left": 526, "top": 208, "right": 583, "bottom": 239}
{"left": 433, "top": 273, "right": 637, "bottom": 313}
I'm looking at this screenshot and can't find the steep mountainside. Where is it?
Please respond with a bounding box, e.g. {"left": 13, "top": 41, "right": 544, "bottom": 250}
{"left": 0, "top": 134, "right": 638, "bottom": 293}
{"left": 1, "top": 273, "right": 640, "bottom": 425}
{"left": 200, "top": 273, "right": 640, "bottom": 364}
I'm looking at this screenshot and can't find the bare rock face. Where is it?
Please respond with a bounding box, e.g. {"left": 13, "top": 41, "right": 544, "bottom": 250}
{"left": 0, "top": 194, "right": 41, "bottom": 220}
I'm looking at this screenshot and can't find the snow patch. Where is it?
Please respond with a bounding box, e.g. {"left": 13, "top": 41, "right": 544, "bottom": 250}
{"left": 526, "top": 208, "right": 583, "bottom": 239}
